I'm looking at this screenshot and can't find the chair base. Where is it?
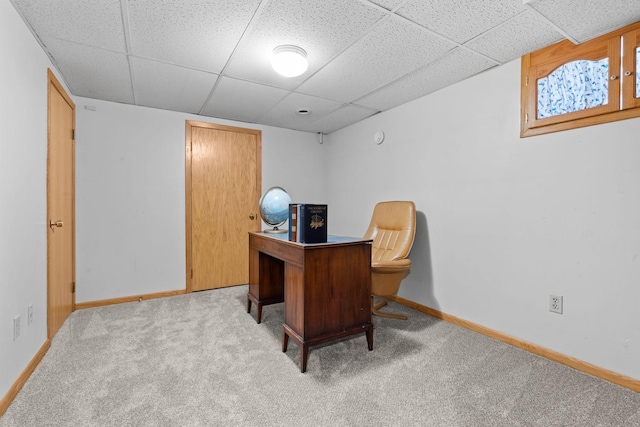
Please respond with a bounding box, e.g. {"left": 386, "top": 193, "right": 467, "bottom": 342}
{"left": 372, "top": 298, "right": 407, "bottom": 320}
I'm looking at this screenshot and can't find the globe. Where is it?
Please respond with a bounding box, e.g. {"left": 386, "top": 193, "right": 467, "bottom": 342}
{"left": 259, "top": 187, "right": 291, "bottom": 233}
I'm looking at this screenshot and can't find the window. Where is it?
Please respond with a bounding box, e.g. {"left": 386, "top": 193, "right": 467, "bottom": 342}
{"left": 521, "top": 21, "right": 640, "bottom": 137}
{"left": 622, "top": 26, "right": 640, "bottom": 110}
{"left": 635, "top": 47, "right": 640, "bottom": 98}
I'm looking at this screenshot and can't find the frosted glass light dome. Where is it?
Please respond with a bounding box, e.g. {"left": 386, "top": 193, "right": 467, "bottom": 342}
{"left": 271, "top": 45, "right": 308, "bottom": 77}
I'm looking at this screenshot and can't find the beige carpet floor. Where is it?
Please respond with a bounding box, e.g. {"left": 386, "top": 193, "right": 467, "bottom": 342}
{"left": 1, "top": 285, "right": 639, "bottom": 426}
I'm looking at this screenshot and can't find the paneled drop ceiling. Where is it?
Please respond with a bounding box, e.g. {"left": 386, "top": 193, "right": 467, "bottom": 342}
{"left": 10, "top": 0, "right": 640, "bottom": 134}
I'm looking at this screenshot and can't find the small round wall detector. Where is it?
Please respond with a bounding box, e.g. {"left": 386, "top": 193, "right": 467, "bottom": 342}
{"left": 374, "top": 130, "right": 385, "bottom": 145}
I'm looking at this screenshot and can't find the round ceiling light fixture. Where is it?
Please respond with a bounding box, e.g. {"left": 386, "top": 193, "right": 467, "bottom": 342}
{"left": 271, "top": 45, "right": 308, "bottom": 77}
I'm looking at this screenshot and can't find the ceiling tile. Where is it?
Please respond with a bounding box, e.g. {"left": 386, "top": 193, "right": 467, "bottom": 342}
{"left": 300, "top": 105, "right": 378, "bottom": 134}
{"left": 356, "top": 47, "right": 496, "bottom": 111}
{"left": 396, "top": 0, "right": 527, "bottom": 44}
{"left": 364, "top": 0, "right": 406, "bottom": 11}
{"left": 11, "top": 0, "right": 125, "bottom": 51}
{"left": 127, "top": 0, "right": 262, "bottom": 73}
{"left": 464, "top": 10, "right": 563, "bottom": 63}
{"left": 258, "top": 92, "right": 344, "bottom": 131}
{"left": 525, "top": 0, "right": 640, "bottom": 43}
{"left": 224, "top": 0, "right": 385, "bottom": 89}
{"left": 202, "top": 77, "right": 291, "bottom": 123}
{"left": 44, "top": 39, "right": 134, "bottom": 104}
{"left": 131, "top": 58, "right": 218, "bottom": 114}
{"left": 297, "top": 16, "right": 457, "bottom": 103}
{"left": 10, "top": 0, "right": 638, "bottom": 133}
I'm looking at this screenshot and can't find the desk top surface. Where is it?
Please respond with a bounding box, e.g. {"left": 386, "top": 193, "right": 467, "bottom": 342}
{"left": 249, "top": 231, "right": 371, "bottom": 246}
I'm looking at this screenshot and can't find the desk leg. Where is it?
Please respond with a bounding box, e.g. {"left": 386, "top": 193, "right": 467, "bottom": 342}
{"left": 300, "top": 343, "right": 309, "bottom": 373}
{"left": 366, "top": 325, "right": 374, "bottom": 351}
{"left": 282, "top": 328, "right": 308, "bottom": 373}
{"left": 246, "top": 294, "right": 263, "bottom": 324}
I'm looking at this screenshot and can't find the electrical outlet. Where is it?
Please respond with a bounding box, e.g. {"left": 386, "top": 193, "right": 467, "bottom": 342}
{"left": 28, "top": 304, "right": 34, "bottom": 325}
{"left": 549, "top": 294, "right": 563, "bottom": 314}
{"left": 13, "top": 315, "right": 21, "bottom": 340}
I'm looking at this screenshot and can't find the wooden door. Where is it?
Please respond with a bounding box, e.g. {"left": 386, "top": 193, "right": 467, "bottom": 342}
{"left": 47, "top": 69, "right": 75, "bottom": 338}
{"left": 186, "top": 121, "right": 261, "bottom": 292}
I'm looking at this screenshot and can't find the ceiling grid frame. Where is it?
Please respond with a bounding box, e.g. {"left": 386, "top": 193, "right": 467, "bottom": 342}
{"left": 9, "top": 0, "right": 640, "bottom": 133}
{"left": 119, "top": 0, "right": 137, "bottom": 105}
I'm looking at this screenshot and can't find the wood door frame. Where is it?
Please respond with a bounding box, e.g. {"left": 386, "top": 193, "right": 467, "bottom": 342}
{"left": 47, "top": 69, "right": 76, "bottom": 338}
{"left": 185, "top": 120, "right": 262, "bottom": 293}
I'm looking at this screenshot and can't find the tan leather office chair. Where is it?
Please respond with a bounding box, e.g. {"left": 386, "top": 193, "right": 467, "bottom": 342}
{"left": 364, "top": 201, "right": 416, "bottom": 320}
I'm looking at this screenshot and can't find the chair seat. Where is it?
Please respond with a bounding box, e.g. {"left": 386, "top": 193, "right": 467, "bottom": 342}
{"left": 371, "top": 259, "right": 411, "bottom": 274}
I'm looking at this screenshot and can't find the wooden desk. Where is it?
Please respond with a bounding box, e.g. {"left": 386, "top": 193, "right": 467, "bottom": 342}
{"left": 247, "top": 232, "right": 373, "bottom": 372}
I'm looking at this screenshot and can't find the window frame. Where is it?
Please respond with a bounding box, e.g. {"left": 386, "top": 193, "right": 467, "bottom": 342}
{"left": 521, "top": 21, "right": 640, "bottom": 138}
{"left": 622, "top": 27, "right": 640, "bottom": 110}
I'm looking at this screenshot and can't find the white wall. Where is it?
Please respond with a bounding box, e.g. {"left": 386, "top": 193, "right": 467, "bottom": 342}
{"left": 325, "top": 59, "right": 640, "bottom": 381}
{"left": 0, "top": 1, "right": 59, "bottom": 400}
{"left": 75, "top": 98, "right": 324, "bottom": 303}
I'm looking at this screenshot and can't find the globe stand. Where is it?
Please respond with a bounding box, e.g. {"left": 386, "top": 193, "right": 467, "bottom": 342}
{"left": 264, "top": 226, "right": 286, "bottom": 234}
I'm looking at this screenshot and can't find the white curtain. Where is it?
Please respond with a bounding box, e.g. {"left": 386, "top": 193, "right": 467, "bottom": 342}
{"left": 537, "top": 58, "right": 609, "bottom": 119}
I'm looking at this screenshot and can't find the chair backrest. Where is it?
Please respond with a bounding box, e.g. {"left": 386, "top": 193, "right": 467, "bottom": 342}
{"left": 363, "top": 201, "right": 416, "bottom": 263}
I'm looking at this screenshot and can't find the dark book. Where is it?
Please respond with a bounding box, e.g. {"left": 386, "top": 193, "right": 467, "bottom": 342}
{"left": 298, "top": 204, "right": 327, "bottom": 243}
{"left": 288, "top": 203, "right": 300, "bottom": 242}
